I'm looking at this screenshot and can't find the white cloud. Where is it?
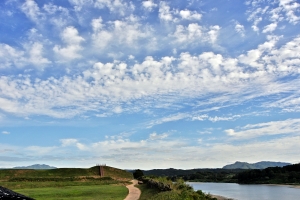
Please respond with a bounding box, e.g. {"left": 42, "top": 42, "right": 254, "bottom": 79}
{"left": 0, "top": 35, "right": 299, "bottom": 119}
{"left": 149, "top": 132, "right": 168, "bottom": 140}
{"left": 172, "top": 23, "right": 202, "bottom": 44}
{"left": 234, "top": 21, "right": 245, "bottom": 37}
{"left": 60, "top": 138, "right": 79, "bottom": 147}
{"left": 0, "top": 44, "right": 25, "bottom": 68}
{"left": 12, "top": 133, "right": 300, "bottom": 169}
{"left": 2, "top": 131, "right": 10, "bottom": 134}
{"left": 225, "top": 118, "right": 300, "bottom": 139}
{"left": 179, "top": 9, "right": 202, "bottom": 20}
{"left": 28, "top": 42, "right": 51, "bottom": 67}
{"left": 91, "top": 16, "right": 150, "bottom": 51}
{"left": 142, "top": 1, "right": 157, "bottom": 11}
{"left": 147, "top": 113, "right": 189, "bottom": 128}
{"left": 159, "top": 1, "right": 174, "bottom": 21}
{"left": 208, "top": 25, "right": 220, "bottom": 44}
{"left": 262, "top": 22, "right": 277, "bottom": 33}
{"left": 43, "top": 3, "right": 71, "bottom": 28}
{"left": 94, "top": 0, "right": 134, "bottom": 16}
{"left": 279, "top": 0, "right": 300, "bottom": 24}
{"left": 21, "top": 0, "right": 44, "bottom": 23}
{"left": 53, "top": 26, "right": 85, "bottom": 60}
{"left": 68, "top": 0, "right": 94, "bottom": 11}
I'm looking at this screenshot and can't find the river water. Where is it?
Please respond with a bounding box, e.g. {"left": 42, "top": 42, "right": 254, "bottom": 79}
{"left": 187, "top": 182, "right": 300, "bottom": 200}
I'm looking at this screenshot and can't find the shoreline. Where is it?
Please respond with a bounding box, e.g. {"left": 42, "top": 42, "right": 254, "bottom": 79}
{"left": 262, "top": 183, "right": 300, "bottom": 189}
{"left": 211, "top": 194, "right": 234, "bottom": 200}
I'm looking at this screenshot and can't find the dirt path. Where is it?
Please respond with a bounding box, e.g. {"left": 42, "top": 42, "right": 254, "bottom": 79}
{"left": 124, "top": 180, "right": 141, "bottom": 200}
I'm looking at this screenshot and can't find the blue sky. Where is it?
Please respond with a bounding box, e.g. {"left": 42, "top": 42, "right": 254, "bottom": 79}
{"left": 0, "top": 0, "right": 300, "bottom": 169}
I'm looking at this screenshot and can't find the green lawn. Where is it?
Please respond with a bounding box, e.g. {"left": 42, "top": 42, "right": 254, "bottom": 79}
{"left": 14, "top": 184, "right": 128, "bottom": 200}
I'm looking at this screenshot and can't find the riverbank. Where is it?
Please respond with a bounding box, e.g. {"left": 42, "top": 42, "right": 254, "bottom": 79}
{"left": 263, "top": 184, "right": 300, "bottom": 189}
{"left": 211, "top": 194, "right": 234, "bottom": 200}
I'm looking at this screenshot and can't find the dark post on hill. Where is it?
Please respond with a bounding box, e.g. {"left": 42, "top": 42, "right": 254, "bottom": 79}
{"left": 97, "top": 164, "right": 106, "bottom": 177}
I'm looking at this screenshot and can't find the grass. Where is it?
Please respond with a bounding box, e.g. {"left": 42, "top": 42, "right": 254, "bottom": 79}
{"left": 137, "top": 184, "right": 183, "bottom": 200}
{"left": 137, "top": 184, "right": 160, "bottom": 200}
{"left": 0, "top": 166, "right": 133, "bottom": 200}
{"left": 0, "top": 166, "right": 133, "bottom": 181}
{"left": 138, "top": 177, "right": 218, "bottom": 200}
{"left": 14, "top": 185, "right": 128, "bottom": 200}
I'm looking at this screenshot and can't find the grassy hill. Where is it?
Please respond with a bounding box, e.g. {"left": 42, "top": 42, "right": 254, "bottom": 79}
{"left": 0, "top": 165, "right": 133, "bottom": 200}
{"left": 0, "top": 165, "right": 132, "bottom": 181}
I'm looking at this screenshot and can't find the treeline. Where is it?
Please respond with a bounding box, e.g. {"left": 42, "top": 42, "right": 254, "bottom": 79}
{"left": 237, "top": 163, "right": 300, "bottom": 184}
{"left": 143, "top": 168, "right": 245, "bottom": 183}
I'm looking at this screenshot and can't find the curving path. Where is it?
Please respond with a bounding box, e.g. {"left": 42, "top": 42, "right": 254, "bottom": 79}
{"left": 124, "top": 179, "right": 141, "bottom": 200}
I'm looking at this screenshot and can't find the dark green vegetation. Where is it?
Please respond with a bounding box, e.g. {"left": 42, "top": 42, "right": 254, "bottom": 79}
{"left": 237, "top": 163, "right": 300, "bottom": 184}
{"left": 223, "top": 161, "right": 291, "bottom": 169}
{"left": 143, "top": 168, "right": 245, "bottom": 183}
{"left": 133, "top": 169, "right": 144, "bottom": 179}
{"left": 0, "top": 166, "right": 133, "bottom": 200}
{"left": 138, "top": 177, "right": 217, "bottom": 200}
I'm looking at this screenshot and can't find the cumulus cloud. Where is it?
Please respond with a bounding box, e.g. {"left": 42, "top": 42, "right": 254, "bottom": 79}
{"left": 21, "top": 0, "right": 44, "bottom": 23}
{"left": 91, "top": 15, "right": 150, "bottom": 52}
{"left": 53, "top": 26, "right": 85, "bottom": 60}
{"left": 0, "top": 44, "right": 25, "bottom": 69}
{"left": 142, "top": 1, "right": 157, "bottom": 11}
{"left": 262, "top": 22, "right": 277, "bottom": 33}
{"left": 246, "top": 0, "right": 300, "bottom": 33}
{"left": 94, "top": 0, "right": 134, "bottom": 16}
{"left": 159, "top": 1, "right": 174, "bottom": 21}
{"left": 0, "top": 34, "right": 299, "bottom": 118}
{"left": 234, "top": 21, "right": 245, "bottom": 37}
{"left": 179, "top": 9, "right": 202, "bottom": 20}
{"left": 12, "top": 133, "right": 300, "bottom": 168}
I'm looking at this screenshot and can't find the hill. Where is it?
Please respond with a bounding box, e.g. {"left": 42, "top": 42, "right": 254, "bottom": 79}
{"left": 223, "top": 161, "right": 291, "bottom": 169}
{"left": 13, "top": 164, "right": 56, "bottom": 169}
{"left": 0, "top": 165, "right": 133, "bottom": 181}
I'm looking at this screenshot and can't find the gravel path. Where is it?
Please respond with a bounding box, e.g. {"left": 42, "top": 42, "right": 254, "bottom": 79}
{"left": 124, "top": 180, "right": 141, "bottom": 200}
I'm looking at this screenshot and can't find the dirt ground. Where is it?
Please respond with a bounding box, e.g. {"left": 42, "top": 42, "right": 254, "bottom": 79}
{"left": 124, "top": 180, "right": 141, "bottom": 200}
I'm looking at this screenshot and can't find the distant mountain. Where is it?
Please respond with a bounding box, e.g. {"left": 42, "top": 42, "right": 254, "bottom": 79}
{"left": 13, "top": 164, "right": 57, "bottom": 169}
{"left": 222, "top": 161, "right": 291, "bottom": 169}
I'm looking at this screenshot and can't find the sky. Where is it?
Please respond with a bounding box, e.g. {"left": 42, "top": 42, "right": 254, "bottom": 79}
{"left": 0, "top": 0, "right": 300, "bottom": 170}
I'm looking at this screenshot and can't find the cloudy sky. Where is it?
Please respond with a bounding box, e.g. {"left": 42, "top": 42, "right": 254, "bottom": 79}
{"left": 0, "top": 0, "right": 300, "bottom": 169}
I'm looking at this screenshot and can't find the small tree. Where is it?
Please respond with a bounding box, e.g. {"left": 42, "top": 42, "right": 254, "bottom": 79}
{"left": 133, "top": 169, "right": 144, "bottom": 179}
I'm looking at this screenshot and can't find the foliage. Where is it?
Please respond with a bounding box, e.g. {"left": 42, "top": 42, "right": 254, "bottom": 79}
{"left": 139, "top": 176, "right": 217, "bottom": 200}
{"left": 143, "top": 168, "right": 245, "bottom": 183}
{"left": 237, "top": 163, "right": 300, "bottom": 184}
{"left": 133, "top": 169, "right": 144, "bottom": 179}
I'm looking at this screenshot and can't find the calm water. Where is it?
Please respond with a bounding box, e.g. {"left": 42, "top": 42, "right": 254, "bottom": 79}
{"left": 187, "top": 182, "right": 300, "bottom": 200}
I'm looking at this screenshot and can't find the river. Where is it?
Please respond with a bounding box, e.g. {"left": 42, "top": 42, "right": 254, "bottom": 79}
{"left": 187, "top": 182, "right": 300, "bottom": 200}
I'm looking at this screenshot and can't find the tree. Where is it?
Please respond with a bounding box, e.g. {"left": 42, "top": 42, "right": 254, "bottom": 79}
{"left": 133, "top": 169, "right": 144, "bottom": 179}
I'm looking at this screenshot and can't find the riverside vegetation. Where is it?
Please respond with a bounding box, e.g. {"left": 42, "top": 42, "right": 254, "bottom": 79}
{"left": 137, "top": 176, "right": 217, "bottom": 200}
{"left": 0, "top": 166, "right": 133, "bottom": 200}
{"left": 141, "top": 163, "right": 300, "bottom": 185}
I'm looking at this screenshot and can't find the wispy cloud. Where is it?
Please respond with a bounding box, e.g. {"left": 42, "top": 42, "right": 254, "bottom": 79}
{"left": 225, "top": 118, "right": 300, "bottom": 140}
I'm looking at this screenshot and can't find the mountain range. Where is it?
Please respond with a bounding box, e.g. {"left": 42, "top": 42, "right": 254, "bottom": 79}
{"left": 12, "top": 164, "right": 56, "bottom": 169}
{"left": 222, "top": 161, "right": 291, "bottom": 169}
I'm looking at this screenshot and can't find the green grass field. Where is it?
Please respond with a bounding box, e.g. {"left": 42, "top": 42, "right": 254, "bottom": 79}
{"left": 14, "top": 185, "right": 128, "bottom": 200}
{"left": 0, "top": 166, "right": 133, "bottom": 200}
